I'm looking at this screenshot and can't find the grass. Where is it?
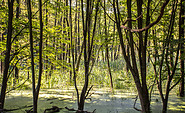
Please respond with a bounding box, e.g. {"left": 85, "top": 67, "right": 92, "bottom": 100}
{"left": 2, "top": 57, "right": 185, "bottom": 113}
{"left": 4, "top": 57, "right": 137, "bottom": 91}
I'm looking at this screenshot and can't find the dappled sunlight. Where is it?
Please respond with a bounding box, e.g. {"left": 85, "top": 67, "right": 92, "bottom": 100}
{"left": 4, "top": 87, "right": 185, "bottom": 113}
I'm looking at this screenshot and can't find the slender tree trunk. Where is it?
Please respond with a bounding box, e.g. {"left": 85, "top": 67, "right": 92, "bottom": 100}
{"left": 27, "top": 0, "right": 36, "bottom": 112}
{"left": 113, "top": 0, "right": 151, "bottom": 112}
{"left": 74, "top": 0, "right": 78, "bottom": 63}
{"left": 179, "top": 0, "right": 184, "bottom": 97}
{"left": 78, "top": 0, "right": 90, "bottom": 110}
{"left": 1, "top": 18, "right": 6, "bottom": 75}
{"left": 157, "top": 1, "right": 180, "bottom": 113}
{"left": 104, "top": 0, "right": 113, "bottom": 91}
{"left": 0, "top": 0, "right": 14, "bottom": 109}
{"left": 35, "top": 0, "right": 43, "bottom": 108}
{"left": 78, "top": 0, "right": 100, "bottom": 111}
{"left": 126, "top": 45, "right": 130, "bottom": 73}
{"left": 77, "top": 0, "right": 81, "bottom": 55}
{"left": 14, "top": 0, "right": 20, "bottom": 85}
{"left": 45, "top": 2, "right": 49, "bottom": 83}
{"left": 162, "top": 98, "right": 168, "bottom": 113}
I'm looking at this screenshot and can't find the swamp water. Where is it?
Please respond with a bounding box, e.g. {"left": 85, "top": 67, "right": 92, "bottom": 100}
{"left": 5, "top": 87, "right": 185, "bottom": 113}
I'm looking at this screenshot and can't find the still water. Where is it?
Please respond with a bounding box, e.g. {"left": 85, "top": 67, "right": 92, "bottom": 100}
{"left": 5, "top": 87, "right": 185, "bottom": 113}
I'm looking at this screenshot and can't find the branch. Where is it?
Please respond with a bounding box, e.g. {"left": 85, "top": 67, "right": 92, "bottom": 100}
{"left": 122, "top": 12, "right": 143, "bottom": 25}
{"left": 6, "top": 77, "right": 29, "bottom": 94}
{"left": 6, "top": 72, "right": 30, "bottom": 94}
{"left": 100, "top": 3, "right": 116, "bottom": 23}
{"left": 85, "top": 85, "right": 93, "bottom": 98}
{"left": 169, "top": 76, "right": 182, "bottom": 91}
{"left": 44, "top": 106, "right": 63, "bottom": 113}
{"left": 65, "top": 107, "right": 96, "bottom": 113}
{"left": 11, "top": 0, "right": 49, "bottom": 43}
{"left": 121, "top": 0, "right": 170, "bottom": 32}
{"left": 133, "top": 95, "right": 142, "bottom": 112}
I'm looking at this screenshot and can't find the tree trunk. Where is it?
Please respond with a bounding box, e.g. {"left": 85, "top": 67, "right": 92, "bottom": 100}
{"left": 179, "top": 0, "right": 184, "bottom": 97}
{"left": 0, "top": 0, "right": 14, "bottom": 109}
{"left": 162, "top": 99, "right": 168, "bottom": 113}
{"left": 104, "top": 0, "right": 113, "bottom": 91}
{"left": 1, "top": 31, "right": 6, "bottom": 74}
{"left": 113, "top": 0, "right": 151, "bottom": 112}
{"left": 35, "top": 0, "right": 43, "bottom": 108}
{"left": 14, "top": 0, "right": 20, "bottom": 85}
{"left": 27, "top": 0, "right": 37, "bottom": 112}
{"left": 77, "top": 0, "right": 100, "bottom": 111}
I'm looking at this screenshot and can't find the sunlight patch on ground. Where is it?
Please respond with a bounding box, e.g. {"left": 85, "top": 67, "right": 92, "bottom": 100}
{"left": 4, "top": 87, "right": 185, "bottom": 113}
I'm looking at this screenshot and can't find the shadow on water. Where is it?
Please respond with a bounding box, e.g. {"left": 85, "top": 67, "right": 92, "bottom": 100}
{"left": 4, "top": 87, "right": 185, "bottom": 113}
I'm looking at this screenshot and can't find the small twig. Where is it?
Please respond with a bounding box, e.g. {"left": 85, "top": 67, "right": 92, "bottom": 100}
{"left": 85, "top": 85, "right": 93, "bottom": 98}
{"left": 46, "top": 98, "right": 58, "bottom": 101}
{"left": 122, "top": 13, "right": 143, "bottom": 25}
{"left": 65, "top": 107, "right": 76, "bottom": 111}
{"left": 133, "top": 95, "right": 142, "bottom": 112}
{"left": 6, "top": 74, "right": 29, "bottom": 94}
{"left": 100, "top": 3, "right": 116, "bottom": 23}
{"left": 44, "top": 106, "right": 63, "bottom": 113}
{"left": 25, "top": 107, "right": 33, "bottom": 113}
{"left": 65, "top": 107, "right": 96, "bottom": 113}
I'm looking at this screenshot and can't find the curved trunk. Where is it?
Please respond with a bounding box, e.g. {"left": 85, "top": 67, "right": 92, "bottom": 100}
{"left": 0, "top": 0, "right": 14, "bottom": 109}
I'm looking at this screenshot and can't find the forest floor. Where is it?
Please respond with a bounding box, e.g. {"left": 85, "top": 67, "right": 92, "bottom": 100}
{"left": 4, "top": 86, "right": 185, "bottom": 113}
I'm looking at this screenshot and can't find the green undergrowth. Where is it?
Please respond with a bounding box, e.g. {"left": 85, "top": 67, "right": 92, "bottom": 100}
{"left": 3, "top": 57, "right": 165, "bottom": 94}
{"left": 3, "top": 57, "right": 136, "bottom": 91}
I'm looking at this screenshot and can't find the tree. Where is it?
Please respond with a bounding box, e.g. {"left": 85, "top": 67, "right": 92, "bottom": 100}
{"left": 113, "top": 0, "right": 171, "bottom": 112}
{"left": 150, "top": 0, "right": 184, "bottom": 112}
{"left": 27, "top": 0, "right": 43, "bottom": 112}
{"left": 0, "top": 0, "right": 14, "bottom": 109}
{"left": 35, "top": 0, "right": 43, "bottom": 110}
{"left": 27, "top": 0, "right": 37, "bottom": 112}
{"left": 104, "top": 0, "right": 113, "bottom": 91}
{"left": 113, "top": 0, "right": 150, "bottom": 112}
{"left": 179, "top": 0, "right": 184, "bottom": 97}
{"left": 13, "top": 0, "right": 20, "bottom": 86}
{"left": 71, "top": 0, "right": 100, "bottom": 111}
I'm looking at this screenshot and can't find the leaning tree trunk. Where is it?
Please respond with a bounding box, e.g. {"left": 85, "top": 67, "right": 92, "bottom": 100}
{"left": 0, "top": 0, "right": 14, "bottom": 109}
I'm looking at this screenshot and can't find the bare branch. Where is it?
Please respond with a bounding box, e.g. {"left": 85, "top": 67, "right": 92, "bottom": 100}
{"left": 121, "top": 0, "right": 170, "bottom": 32}
{"left": 85, "top": 85, "right": 93, "bottom": 98}
{"left": 133, "top": 95, "right": 142, "bottom": 112}
{"left": 100, "top": 3, "right": 116, "bottom": 23}
{"left": 122, "top": 12, "right": 143, "bottom": 25}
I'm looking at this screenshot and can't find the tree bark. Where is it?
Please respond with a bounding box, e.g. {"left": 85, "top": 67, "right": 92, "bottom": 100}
{"left": 35, "top": 0, "right": 43, "bottom": 109}
{"left": 156, "top": 1, "right": 180, "bottom": 113}
{"left": 78, "top": 0, "right": 100, "bottom": 110}
{"left": 27, "top": 0, "right": 37, "bottom": 112}
{"left": 14, "top": 0, "right": 20, "bottom": 85}
{"left": 104, "top": 0, "right": 113, "bottom": 91}
{"left": 113, "top": 0, "right": 151, "bottom": 112}
{"left": 179, "top": 0, "right": 184, "bottom": 97}
{"left": 0, "top": 0, "right": 14, "bottom": 109}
